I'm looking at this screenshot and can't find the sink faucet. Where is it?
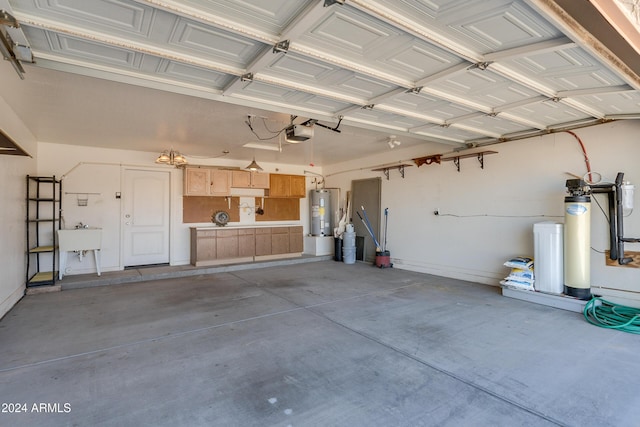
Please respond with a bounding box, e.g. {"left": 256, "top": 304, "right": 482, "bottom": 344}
{"left": 75, "top": 222, "right": 89, "bottom": 229}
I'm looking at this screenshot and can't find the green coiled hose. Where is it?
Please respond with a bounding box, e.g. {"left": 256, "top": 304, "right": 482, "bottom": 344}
{"left": 583, "top": 297, "right": 640, "bottom": 334}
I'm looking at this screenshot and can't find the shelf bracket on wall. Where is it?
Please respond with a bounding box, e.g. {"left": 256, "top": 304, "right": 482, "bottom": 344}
{"left": 478, "top": 152, "right": 485, "bottom": 169}
{"left": 371, "top": 164, "right": 412, "bottom": 180}
{"left": 441, "top": 150, "right": 497, "bottom": 172}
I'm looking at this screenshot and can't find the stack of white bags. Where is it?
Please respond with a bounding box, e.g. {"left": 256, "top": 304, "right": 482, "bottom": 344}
{"left": 500, "top": 257, "right": 534, "bottom": 291}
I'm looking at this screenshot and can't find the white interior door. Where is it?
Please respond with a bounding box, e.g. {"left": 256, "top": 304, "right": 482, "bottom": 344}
{"left": 123, "top": 169, "right": 170, "bottom": 267}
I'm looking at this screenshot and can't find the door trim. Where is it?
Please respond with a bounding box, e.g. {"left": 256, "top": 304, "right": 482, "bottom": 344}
{"left": 351, "top": 177, "right": 382, "bottom": 263}
{"left": 120, "top": 167, "right": 173, "bottom": 269}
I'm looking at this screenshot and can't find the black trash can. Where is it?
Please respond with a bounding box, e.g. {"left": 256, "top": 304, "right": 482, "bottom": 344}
{"left": 334, "top": 237, "right": 343, "bottom": 261}
{"left": 356, "top": 235, "right": 365, "bottom": 261}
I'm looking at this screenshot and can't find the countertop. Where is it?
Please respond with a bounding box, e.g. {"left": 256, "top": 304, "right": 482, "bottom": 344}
{"left": 190, "top": 224, "right": 302, "bottom": 230}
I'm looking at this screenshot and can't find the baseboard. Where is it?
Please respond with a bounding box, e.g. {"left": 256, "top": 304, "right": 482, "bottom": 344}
{"left": 502, "top": 287, "right": 588, "bottom": 313}
{"left": 0, "top": 285, "right": 25, "bottom": 320}
{"left": 392, "top": 259, "right": 503, "bottom": 286}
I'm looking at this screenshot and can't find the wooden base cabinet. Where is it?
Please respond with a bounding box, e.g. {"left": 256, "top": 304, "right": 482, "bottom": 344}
{"left": 190, "top": 229, "right": 216, "bottom": 265}
{"left": 216, "top": 229, "right": 239, "bottom": 259}
{"left": 190, "top": 226, "right": 303, "bottom": 266}
{"left": 271, "top": 227, "right": 290, "bottom": 255}
{"left": 238, "top": 229, "right": 256, "bottom": 257}
{"left": 255, "top": 228, "right": 271, "bottom": 256}
{"left": 289, "top": 226, "right": 303, "bottom": 253}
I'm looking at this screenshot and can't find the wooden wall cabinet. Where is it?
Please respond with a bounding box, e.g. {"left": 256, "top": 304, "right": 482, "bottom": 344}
{"left": 231, "top": 170, "right": 270, "bottom": 189}
{"left": 184, "top": 168, "right": 210, "bottom": 196}
{"left": 268, "top": 174, "right": 289, "bottom": 197}
{"left": 251, "top": 172, "right": 270, "bottom": 189}
{"left": 267, "top": 174, "right": 306, "bottom": 198}
{"left": 210, "top": 169, "right": 231, "bottom": 196}
{"left": 290, "top": 175, "right": 306, "bottom": 198}
{"left": 184, "top": 167, "right": 231, "bottom": 196}
{"left": 231, "top": 170, "right": 250, "bottom": 188}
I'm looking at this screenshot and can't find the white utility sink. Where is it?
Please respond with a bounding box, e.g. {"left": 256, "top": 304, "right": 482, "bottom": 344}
{"left": 57, "top": 228, "right": 102, "bottom": 279}
{"left": 58, "top": 228, "right": 102, "bottom": 252}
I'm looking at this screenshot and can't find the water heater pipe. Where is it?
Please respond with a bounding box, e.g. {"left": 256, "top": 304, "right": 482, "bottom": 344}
{"left": 304, "top": 170, "right": 325, "bottom": 189}
{"left": 564, "top": 130, "right": 592, "bottom": 183}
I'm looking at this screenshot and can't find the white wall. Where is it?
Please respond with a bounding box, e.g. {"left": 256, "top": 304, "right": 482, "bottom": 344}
{"left": 8, "top": 120, "right": 639, "bottom": 315}
{"left": 324, "top": 120, "right": 640, "bottom": 306}
{"left": 37, "top": 143, "right": 317, "bottom": 275}
{"left": 0, "top": 96, "right": 37, "bottom": 319}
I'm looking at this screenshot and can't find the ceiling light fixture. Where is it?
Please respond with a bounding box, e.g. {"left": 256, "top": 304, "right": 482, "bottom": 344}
{"left": 245, "top": 157, "right": 263, "bottom": 171}
{"left": 155, "top": 149, "right": 187, "bottom": 166}
{"left": 243, "top": 142, "right": 281, "bottom": 152}
{"left": 387, "top": 135, "right": 401, "bottom": 149}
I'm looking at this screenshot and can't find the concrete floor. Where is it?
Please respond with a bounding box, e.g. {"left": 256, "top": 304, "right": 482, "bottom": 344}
{"left": 1, "top": 261, "right": 638, "bottom": 426}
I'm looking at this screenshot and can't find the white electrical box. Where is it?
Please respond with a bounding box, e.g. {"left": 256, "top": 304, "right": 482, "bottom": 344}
{"left": 533, "top": 222, "right": 564, "bottom": 294}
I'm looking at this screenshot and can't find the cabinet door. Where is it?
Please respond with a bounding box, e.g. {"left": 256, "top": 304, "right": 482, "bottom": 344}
{"left": 231, "top": 170, "right": 251, "bottom": 188}
{"left": 289, "top": 226, "right": 303, "bottom": 253}
{"left": 210, "top": 170, "right": 231, "bottom": 196}
{"left": 251, "top": 172, "right": 270, "bottom": 189}
{"left": 268, "top": 174, "right": 290, "bottom": 197}
{"left": 290, "top": 175, "right": 306, "bottom": 198}
{"left": 195, "top": 230, "right": 217, "bottom": 263}
{"left": 238, "top": 228, "right": 255, "bottom": 257}
{"left": 271, "top": 228, "right": 290, "bottom": 255}
{"left": 184, "top": 168, "right": 210, "bottom": 196}
{"left": 216, "top": 229, "right": 238, "bottom": 259}
{"left": 255, "top": 228, "right": 271, "bottom": 256}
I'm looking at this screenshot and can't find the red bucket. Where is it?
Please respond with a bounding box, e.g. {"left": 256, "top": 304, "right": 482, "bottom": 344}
{"left": 375, "top": 251, "right": 392, "bottom": 268}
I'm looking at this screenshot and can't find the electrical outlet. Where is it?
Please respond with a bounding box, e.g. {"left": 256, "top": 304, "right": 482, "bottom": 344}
{"left": 434, "top": 209, "right": 439, "bottom": 215}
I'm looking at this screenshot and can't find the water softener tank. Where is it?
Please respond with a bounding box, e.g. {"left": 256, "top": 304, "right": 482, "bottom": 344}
{"left": 310, "top": 189, "right": 331, "bottom": 236}
{"left": 564, "top": 194, "right": 591, "bottom": 300}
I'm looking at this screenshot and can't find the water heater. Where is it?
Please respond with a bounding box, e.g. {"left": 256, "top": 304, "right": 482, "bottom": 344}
{"left": 310, "top": 189, "right": 331, "bottom": 236}
{"left": 564, "top": 179, "right": 591, "bottom": 300}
